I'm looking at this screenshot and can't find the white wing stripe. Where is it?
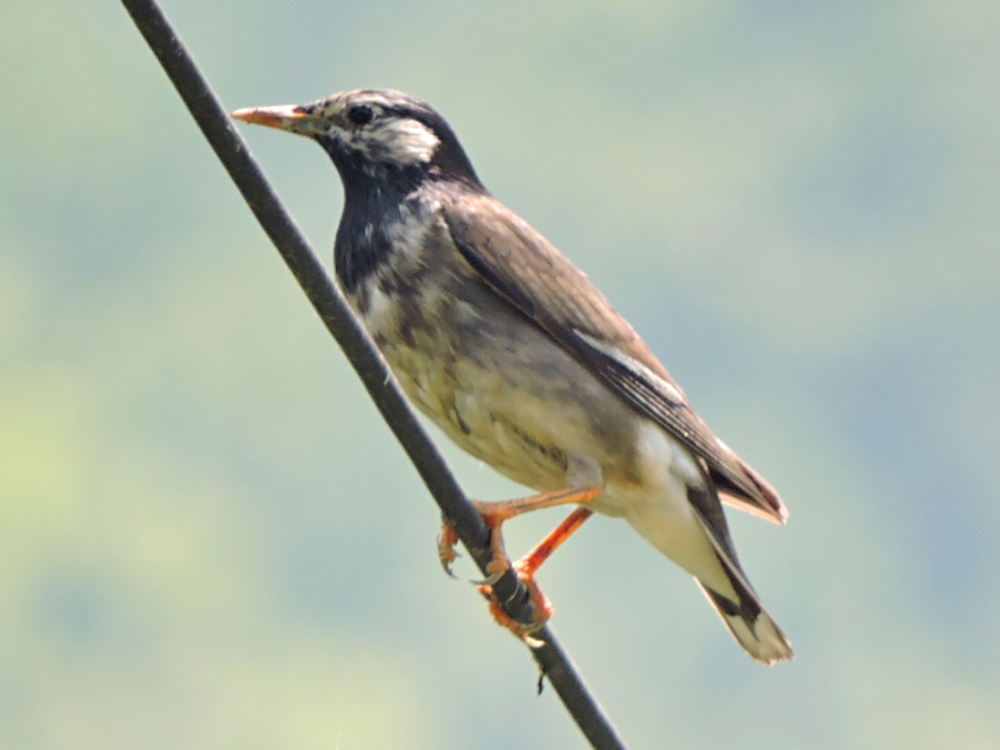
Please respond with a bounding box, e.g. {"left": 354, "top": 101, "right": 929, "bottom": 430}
{"left": 573, "top": 330, "right": 686, "bottom": 404}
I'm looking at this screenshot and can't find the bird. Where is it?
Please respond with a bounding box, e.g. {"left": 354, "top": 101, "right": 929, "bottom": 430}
{"left": 232, "top": 89, "right": 793, "bottom": 665}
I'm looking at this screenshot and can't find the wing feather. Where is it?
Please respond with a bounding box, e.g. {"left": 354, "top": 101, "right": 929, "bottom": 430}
{"left": 438, "top": 190, "right": 787, "bottom": 524}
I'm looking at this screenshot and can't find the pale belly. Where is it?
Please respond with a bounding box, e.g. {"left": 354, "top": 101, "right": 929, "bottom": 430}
{"left": 354, "top": 268, "right": 645, "bottom": 503}
{"left": 348, "top": 257, "right": 725, "bottom": 585}
{"left": 382, "top": 303, "right": 639, "bottom": 498}
{"left": 381, "top": 309, "right": 719, "bottom": 582}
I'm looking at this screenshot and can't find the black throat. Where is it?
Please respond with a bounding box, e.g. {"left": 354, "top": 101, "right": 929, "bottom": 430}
{"left": 318, "top": 107, "right": 487, "bottom": 295}
{"left": 324, "top": 144, "right": 428, "bottom": 295}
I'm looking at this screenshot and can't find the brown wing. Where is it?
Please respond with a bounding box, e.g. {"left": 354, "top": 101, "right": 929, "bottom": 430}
{"left": 438, "top": 189, "right": 788, "bottom": 524}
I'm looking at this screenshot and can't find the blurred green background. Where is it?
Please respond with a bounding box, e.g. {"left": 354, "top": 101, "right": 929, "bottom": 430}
{"left": 2, "top": 1, "right": 999, "bottom": 747}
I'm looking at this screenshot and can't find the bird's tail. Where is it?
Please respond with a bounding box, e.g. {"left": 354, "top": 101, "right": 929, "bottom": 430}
{"left": 621, "top": 479, "right": 793, "bottom": 665}
{"left": 696, "top": 555, "right": 793, "bottom": 665}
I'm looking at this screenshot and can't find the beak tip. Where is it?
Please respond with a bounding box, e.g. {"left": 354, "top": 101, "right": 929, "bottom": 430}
{"left": 231, "top": 107, "right": 264, "bottom": 124}
{"left": 229, "top": 104, "right": 306, "bottom": 130}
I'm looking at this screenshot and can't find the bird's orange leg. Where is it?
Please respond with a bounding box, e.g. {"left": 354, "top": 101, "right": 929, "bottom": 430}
{"left": 517, "top": 505, "right": 595, "bottom": 579}
{"left": 438, "top": 486, "right": 601, "bottom": 577}
{"left": 438, "top": 486, "right": 601, "bottom": 639}
{"left": 479, "top": 505, "right": 596, "bottom": 637}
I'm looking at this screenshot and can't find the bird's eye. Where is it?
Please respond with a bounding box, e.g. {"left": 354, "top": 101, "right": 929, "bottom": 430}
{"left": 347, "top": 104, "right": 375, "bottom": 126}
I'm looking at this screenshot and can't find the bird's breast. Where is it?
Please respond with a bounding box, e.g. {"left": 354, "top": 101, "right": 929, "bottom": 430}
{"left": 340, "top": 199, "right": 676, "bottom": 502}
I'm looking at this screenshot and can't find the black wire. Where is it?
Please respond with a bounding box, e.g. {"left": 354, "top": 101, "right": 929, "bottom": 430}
{"left": 120, "top": 1, "right": 628, "bottom": 748}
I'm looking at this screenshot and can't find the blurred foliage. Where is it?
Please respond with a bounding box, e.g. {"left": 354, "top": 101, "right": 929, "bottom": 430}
{"left": 2, "top": 0, "right": 999, "bottom": 747}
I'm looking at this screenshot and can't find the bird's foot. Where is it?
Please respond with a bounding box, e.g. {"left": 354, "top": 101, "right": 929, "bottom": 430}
{"left": 477, "top": 562, "right": 554, "bottom": 647}
{"left": 437, "top": 500, "right": 513, "bottom": 582}
{"left": 437, "top": 488, "right": 600, "bottom": 642}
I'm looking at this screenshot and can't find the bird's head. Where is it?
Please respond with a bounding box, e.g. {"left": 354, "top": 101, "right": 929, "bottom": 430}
{"left": 232, "top": 89, "right": 482, "bottom": 190}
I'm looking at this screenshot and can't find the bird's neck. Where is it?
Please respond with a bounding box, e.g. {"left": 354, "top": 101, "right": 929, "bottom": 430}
{"left": 333, "top": 169, "right": 424, "bottom": 295}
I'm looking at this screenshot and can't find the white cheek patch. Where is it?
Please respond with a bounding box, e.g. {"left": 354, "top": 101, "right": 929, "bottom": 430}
{"left": 330, "top": 117, "right": 440, "bottom": 167}
{"left": 370, "top": 118, "right": 440, "bottom": 164}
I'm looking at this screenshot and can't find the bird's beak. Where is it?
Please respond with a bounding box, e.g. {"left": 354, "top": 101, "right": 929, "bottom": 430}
{"left": 231, "top": 104, "right": 324, "bottom": 137}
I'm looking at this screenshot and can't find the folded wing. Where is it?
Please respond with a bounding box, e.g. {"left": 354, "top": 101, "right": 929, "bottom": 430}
{"left": 438, "top": 190, "right": 788, "bottom": 525}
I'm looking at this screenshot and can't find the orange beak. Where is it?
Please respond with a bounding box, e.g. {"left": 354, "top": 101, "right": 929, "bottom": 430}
{"left": 231, "top": 104, "right": 311, "bottom": 132}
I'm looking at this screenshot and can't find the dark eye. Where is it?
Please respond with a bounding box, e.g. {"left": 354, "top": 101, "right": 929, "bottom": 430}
{"left": 347, "top": 104, "right": 374, "bottom": 126}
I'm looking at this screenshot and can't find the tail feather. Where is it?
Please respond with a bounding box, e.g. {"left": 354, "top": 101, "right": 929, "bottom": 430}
{"left": 685, "top": 481, "right": 793, "bottom": 665}
{"left": 621, "top": 458, "right": 793, "bottom": 665}
{"left": 697, "top": 558, "right": 793, "bottom": 665}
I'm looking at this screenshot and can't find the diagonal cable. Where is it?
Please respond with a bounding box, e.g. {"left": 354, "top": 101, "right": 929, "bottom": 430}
{"left": 120, "top": 1, "right": 628, "bottom": 748}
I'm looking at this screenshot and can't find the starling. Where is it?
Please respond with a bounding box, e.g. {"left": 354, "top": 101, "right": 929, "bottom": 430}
{"left": 233, "top": 90, "right": 793, "bottom": 664}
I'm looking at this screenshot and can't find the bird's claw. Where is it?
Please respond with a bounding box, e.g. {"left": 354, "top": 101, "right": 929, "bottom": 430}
{"left": 437, "top": 522, "right": 460, "bottom": 578}
{"left": 439, "top": 515, "right": 513, "bottom": 585}
{"left": 476, "top": 567, "right": 554, "bottom": 646}
{"left": 471, "top": 569, "right": 504, "bottom": 587}
{"left": 470, "top": 551, "right": 510, "bottom": 586}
